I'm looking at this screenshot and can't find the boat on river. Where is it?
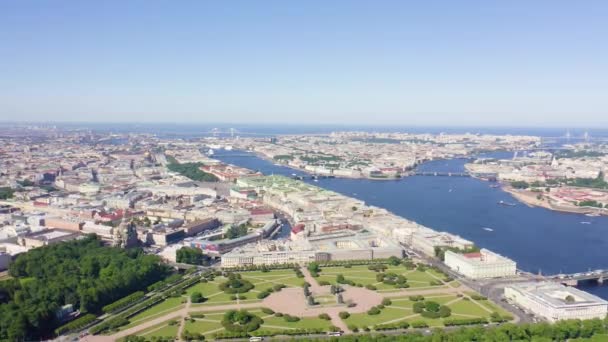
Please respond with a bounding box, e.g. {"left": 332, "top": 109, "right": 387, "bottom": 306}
{"left": 498, "top": 200, "right": 516, "bottom": 206}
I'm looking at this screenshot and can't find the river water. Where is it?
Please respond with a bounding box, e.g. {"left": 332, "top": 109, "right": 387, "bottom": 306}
{"left": 214, "top": 149, "right": 608, "bottom": 299}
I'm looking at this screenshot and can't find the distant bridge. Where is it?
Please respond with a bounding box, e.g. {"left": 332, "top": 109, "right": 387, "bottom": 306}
{"left": 210, "top": 153, "right": 253, "bottom": 158}
{"left": 546, "top": 269, "right": 608, "bottom": 286}
{"left": 413, "top": 171, "right": 470, "bottom": 177}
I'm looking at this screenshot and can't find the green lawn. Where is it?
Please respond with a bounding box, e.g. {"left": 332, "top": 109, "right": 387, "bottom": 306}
{"left": 139, "top": 323, "right": 179, "bottom": 339}
{"left": 239, "top": 270, "right": 305, "bottom": 289}
{"left": 345, "top": 306, "right": 413, "bottom": 328}
{"left": 317, "top": 265, "right": 448, "bottom": 291}
{"left": 344, "top": 293, "right": 511, "bottom": 329}
{"left": 261, "top": 316, "right": 333, "bottom": 330}
{"left": 123, "top": 320, "right": 179, "bottom": 339}
{"left": 449, "top": 299, "right": 492, "bottom": 317}
{"left": 184, "top": 319, "right": 224, "bottom": 335}
{"left": 122, "top": 297, "right": 185, "bottom": 329}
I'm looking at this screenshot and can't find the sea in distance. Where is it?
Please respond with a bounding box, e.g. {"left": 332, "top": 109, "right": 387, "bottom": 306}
{"left": 49, "top": 123, "right": 608, "bottom": 300}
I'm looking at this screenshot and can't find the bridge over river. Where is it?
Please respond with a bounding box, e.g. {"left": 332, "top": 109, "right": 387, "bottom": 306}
{"left": 547, "top": 269, "right": 608, "bottom": 287}
{"left": 413, "top": 171, "right": 470, "bottom": 177}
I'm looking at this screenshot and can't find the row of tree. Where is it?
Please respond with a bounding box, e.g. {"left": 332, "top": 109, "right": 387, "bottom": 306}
{"left": 0, "top": 235, "right": 170, "bottom": 340}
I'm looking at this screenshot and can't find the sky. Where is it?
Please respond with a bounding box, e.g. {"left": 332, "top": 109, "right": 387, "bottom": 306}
{"left": 1, "top": 1, "right": 607, "bottom": 127}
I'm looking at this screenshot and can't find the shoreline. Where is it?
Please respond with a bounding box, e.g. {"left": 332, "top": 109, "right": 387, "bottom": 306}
{"left": 502, "top": 186, "right": 607, "bottom": 217}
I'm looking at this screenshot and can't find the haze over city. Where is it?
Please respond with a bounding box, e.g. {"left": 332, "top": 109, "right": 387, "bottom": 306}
{"left": 2, "top": 2, "right": 608, "bottom": 342}
{"left": 1, "top": 1, "right": 608, "bottom": 126}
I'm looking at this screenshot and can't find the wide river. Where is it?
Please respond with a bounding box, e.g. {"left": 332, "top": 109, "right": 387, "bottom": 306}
{"left": 214, "top": 150, "right": 608, "bottom": 299}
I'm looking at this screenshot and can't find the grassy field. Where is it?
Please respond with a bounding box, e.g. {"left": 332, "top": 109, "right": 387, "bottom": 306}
{"left": 260, "top": 316, "right": 334, "bottom": 330}
{"left": 120, "top": 320, "right": 179, "bottom": 340}
{"left": 139, "top": 323, "right": 179, "bottom": 339}
{"left": 345, "top": 306, "right": 414, "bottom": 327}
{"left": 345, "top": 293, "right": 511, "bottom": 329}
{"left": 188, "top": 269, "right": 304, "bottom": 306}
{"left": 113, "top": 267, "right": 512, "bottom": 337}
{"left": 120, "top": 297, "right": 185, "bottom": 330}
{"left": 184, "top": 319, "right": 224, "bottom": 335}
{"left": 239, "top": 269, "right": 306, "bottom": 289}
{"left": 316, "top": 265, "right": 450, "bottom": 291}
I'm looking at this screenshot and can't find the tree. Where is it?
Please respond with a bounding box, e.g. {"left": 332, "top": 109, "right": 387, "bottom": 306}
{"left": 307, "top": 262, "right": 320, "bottom": 274}
{"left": 190, "top": 292, "right": 205, "bottom": 303}
{"left": 0, "top": 187, "right": 14, "bottom": 200}
{"left": 511, "top": 181, "right": 530, "bottom": 189}
{"left": 439, "top": 305, "right": 452, "bottom": 318}
{"left": 177, "top": 247, "right": 210, "bottom": 265}
{"left": 1, "top": 235, "right": 169, "bottom": 340}
{"left": 388, "top": 256, "right": 401, "bottom": 266}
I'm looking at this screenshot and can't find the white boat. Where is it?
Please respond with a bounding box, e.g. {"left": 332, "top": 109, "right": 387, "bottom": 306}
{"left": 580, "top": 221, "right": 592, "bottom": 225}
{"left": 224, "top": 145, "right": 233, "bottom": 151}
{"left": 482, "top": 227, "right": 494, "bottom": 232}
{"left": 498, "top": 200, "right": 516, "bottom": 207}
{"left": 207, "top": 149, "right": 214, "bottom": 156}
{"left": 448, "top": 188, "right": 453, "bottom": 192}
{"left": 586, "top": 213, "right": 600, "bottom": 217}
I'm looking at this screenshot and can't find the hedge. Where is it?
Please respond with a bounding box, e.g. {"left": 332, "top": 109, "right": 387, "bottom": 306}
{"left": 54, "top": 314, "right": 98, "bottom": 335}
{"left": 444, "top": 318, "right": 489, "bottom": 326}
{"left": 102, "top": 291, "right": 145, "bottom": 313}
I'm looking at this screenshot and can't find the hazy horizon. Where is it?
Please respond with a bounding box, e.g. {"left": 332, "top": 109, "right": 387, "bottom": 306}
{"left": 1, "top": 1, "right": 607, "bottom": 126}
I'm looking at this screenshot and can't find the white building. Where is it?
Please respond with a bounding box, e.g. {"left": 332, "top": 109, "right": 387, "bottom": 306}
{"left": 410, "top": 229, "right": 474, "bottom": 257}
{"left": 505, "top": 282, "right": 608, "bottom": 322}
{"left": 444, "top": 248, "right": 516, "bottom": 279}
{"left": 221, "top": 240, "right": 317, "bottom": 268}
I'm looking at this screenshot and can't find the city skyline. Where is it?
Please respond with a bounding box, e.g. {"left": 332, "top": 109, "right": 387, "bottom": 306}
{"left": 1, "top": 1, "right": 608, "bottom": 126}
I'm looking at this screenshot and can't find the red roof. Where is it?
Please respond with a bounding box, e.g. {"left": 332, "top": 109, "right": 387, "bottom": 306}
{"left": 249, "top": 208, "right": 274, "bottom": 215}
{"left": 463, "top": 252, "right": 482, "bottom": 259}
{"left": 291, "top": 223, "right": 305, "bottom": 234}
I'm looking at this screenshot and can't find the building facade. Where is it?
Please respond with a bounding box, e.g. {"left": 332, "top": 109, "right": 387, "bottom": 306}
{"left": 444, "top": 248, "right": 517, "bottom": 279}
{"left": 505, "top": 282, "right": 608, "bottom": 322}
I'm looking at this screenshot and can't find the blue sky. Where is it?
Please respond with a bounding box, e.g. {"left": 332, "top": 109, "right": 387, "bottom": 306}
{"left": 1, "top": 1, "right": 607, "bottom": 126}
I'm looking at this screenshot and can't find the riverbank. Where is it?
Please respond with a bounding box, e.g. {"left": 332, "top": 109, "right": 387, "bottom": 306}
{"left": 247, "top": 150, "right": 407, "bottom": 181}
{"left": 502, "top": 187, "right": 607, "bottom": 216}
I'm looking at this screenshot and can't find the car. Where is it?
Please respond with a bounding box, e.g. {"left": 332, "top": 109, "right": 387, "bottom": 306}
{"left": 327, "top": 332, "right": 343, "bottom": 336}
{"left": 249, "top": 337, "right": 263, "bottom": 342}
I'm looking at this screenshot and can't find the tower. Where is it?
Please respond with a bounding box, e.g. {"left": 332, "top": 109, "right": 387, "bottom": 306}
{"left": 113, "top": 219, "right": 138, "bottom": 248}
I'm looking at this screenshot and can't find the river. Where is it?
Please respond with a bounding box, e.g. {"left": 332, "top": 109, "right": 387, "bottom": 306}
{"left": 213, "top": 149, "right": 608, "bottom": 300}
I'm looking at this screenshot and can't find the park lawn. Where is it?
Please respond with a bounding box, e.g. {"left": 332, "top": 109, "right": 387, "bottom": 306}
{"left": 123, "top": 297, "right": 185, "bottom": 328}
{"left": 261, "top": 316, "right": 333, "bottom": 330}
{"left": 237, "top": 270, "right": 297, "bottom": 278}
{"left": 139, "top": 323, "right": 179, "bottom": 339}
{"left": 403, "top": 315, "right": 444, "bottom": 327}
{"left": 254, "top": 326, "right": 287, "bottom": 333}
{"left": 448, "top": 299, "right": 491, "bottom": 317}
{"left": 344, "top": 306, "right": 412, "bottom": 327}
{"left": 319, "top": 265, "right": 370, "bottom": 274}
{"left": 427, "top": 268, "right": 450, "bottom": 281}
{"left": 389, "top": 297, "right": 417, "bottom": 306}
{"left": 423, "top": 295, "right": 460, "bottom": 305}
{"left": 447, "top": 280, "right": 461, "bottom": 288}
{"left": 122, "top": 319, "right": 178, "bottom": 339}
{"left": 185, "top": 279, "right": 224, "bottom": 296}
{"left": 402, "top": 270, "right": 440, "bottom": 282}
{"left": 184, "top": 319, "right": 224, "bottom": 335}
{"left": 277, "top": 276, "right": 307, "bottom": 287}
{"left": 471, "top": 299, "right": 512, "bottom": 317}
{"left": 315, "top": 274, "right": 339, "bottom": 286}
{"left": 195, "top": 291, "right": 239, "bottom": 305}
